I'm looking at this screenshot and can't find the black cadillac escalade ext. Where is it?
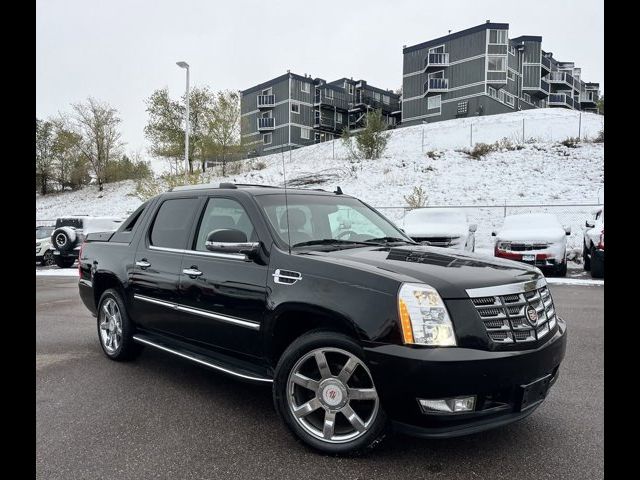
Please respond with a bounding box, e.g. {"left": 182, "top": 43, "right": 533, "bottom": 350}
{"left": 78, "top": 183, "right": 567, "bottom": 454}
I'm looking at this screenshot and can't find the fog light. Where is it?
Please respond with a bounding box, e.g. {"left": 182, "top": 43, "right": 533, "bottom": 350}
{"left": 418, "top": 396, "right": 476, "bottom": 414}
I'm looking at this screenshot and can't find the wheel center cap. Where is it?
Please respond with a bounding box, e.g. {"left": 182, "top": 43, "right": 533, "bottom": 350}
{"left": 318, "top": 380, "right": 347, "bottom": 409}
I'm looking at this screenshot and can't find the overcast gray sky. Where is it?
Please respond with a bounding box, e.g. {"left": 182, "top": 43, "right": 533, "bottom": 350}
{"left": 36, "top": 0, "right": 603, "bottom": 154}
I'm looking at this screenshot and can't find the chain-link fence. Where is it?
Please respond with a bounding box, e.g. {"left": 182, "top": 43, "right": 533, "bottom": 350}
{"left": 375, "top": 203, "right": 602, "bottom": 252}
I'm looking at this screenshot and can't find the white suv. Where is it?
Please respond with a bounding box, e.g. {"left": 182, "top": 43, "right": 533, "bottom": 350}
{"left": 583, "top": 206, "right": 604, "bottom": 278}
{"left": 36, "top": 226, "right": 55, "bottom": 265}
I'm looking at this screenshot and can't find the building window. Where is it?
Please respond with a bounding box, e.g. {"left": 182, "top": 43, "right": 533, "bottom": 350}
{"left": 427, "top": 95, "right": 441, "bottom": 110}
{"left": 300, "top": 83, "right": 310, "bottom": 93}
{"left": 505, "top": 93, "right": 515, "bottom": 107}
{"left": 326, "top": 89, "right": 334, "bottom": 99}
{"left": 489, "top": 29, "right": 508, "bottom": 44}
{"left": 346, "top": 83, "right": 354, "bottom": 95}
{"left": 291, "top": 102, "right": 300, "bottom": 114}
{"left": 262, "top": 111, "right": 272, "bottom": 118}
{"left": 509, "top": 45, "right": 516, "bottom": 55}
{"left": 383, "top": 95, "right": 390, "bottom": 105}
{"left": 374, "top": 92, "right": 381, "bottom": 101}
{"left": 488, "top": 86, "right": 497, "bottom": 98}
{"left": 457, "top": 101, "right": 468, "bottom": 114}
{"left": 301, "top": 128, "right": 310, "bottom": 140}
{"left": 336, "top": 112, "right": 343, "bottom": 123}
{"left": 488, "top": 56, "right": 506, "bottom": 71}
{"left": 523, "top": 93, "right": 531, "bottom": 103}
{"left": 507, "top": 70, "right": 515, "bottom": 81}
{"left": 262, "top": 88, "right": 271, "bottom": 95}
{"left": 263, "top": 133, "right": 272, "bottom": 145}
{"left": 314, "top": 132, "right": 321, "bottom": 141}
{"left": 498, "top": 89, "right": 505, "bottom": 102}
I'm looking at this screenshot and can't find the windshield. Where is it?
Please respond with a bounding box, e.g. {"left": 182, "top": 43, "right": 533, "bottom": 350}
{"left": 254, "top": 194, "right": 413, "bottom": 248}
{"left": 36, "top": 227, "right": 53, "bottom": 239}
{"left": 405, "top": 208, "right": 467, "bottom": 224}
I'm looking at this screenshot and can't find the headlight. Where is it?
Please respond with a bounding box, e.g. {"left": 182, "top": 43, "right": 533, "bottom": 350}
{"left": 397, "top": 283, "right": 457, "bottom": 346}
{"left": 496, "top": 241, "right": 511, "bottom": 250}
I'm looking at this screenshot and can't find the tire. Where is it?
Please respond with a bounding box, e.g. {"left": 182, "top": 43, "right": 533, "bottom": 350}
{"left": 51, "top": 227, "right": 77, "bottom": 252}
{"left": 590, "top": 247, "right": 604, "bottom": 279}
{"left": 555, "top": 261, "right": 567, "bottom": 277}
{"left": 96, "top": 288, "right": 143, "bottom": 361}
{"left": 41, "top": 250, "right": 55, "bottom": 266}
{"left": 583, "top": 243, "right": 591, "bottom": 271}
{"left": 54, "top": 256, "right": 76, "bottom": 268}
{"left": 273, "top": 330, "right": 387, "bottom": 455}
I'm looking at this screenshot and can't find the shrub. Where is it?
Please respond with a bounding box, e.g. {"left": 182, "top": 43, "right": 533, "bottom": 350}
{"left": 426, "top": 150, "right": 443, "bottom": 159}
{"left": 404, "top": 186, "right": 428, "bottom": 208}
{"left": 468, "top": 143, "right": 495, "bottom": 159}
{"left": 105, "top": 155, "right": 152, "bottom": 183}
{"left": 341, "top": 109, "right": 390, "bottom": 160}
{"left": 252, "top": 160, "right": 267, "bottom": 170}
{"left": 560, "top": 137, "right": 580, "bottom": 148}
{"left": 495, "top": 137, "right": 517, "bottom": 151}
{"left": 593, "top": 129, "right": 604, "bottom": 143}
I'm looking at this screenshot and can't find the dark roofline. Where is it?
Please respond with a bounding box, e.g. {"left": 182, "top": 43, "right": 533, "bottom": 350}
{"left": 510, "top": 35, "right": 542, "bottom": 43}
{"left": 403, "top": 22, "right": 509, "bottom": 53}
{"left": 241, "top": 72, "right": 312, "bottom": 95}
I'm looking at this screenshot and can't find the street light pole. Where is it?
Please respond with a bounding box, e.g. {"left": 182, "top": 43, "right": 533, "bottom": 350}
{"left": 176, "top": 61, "right": 190, "bottom": 181}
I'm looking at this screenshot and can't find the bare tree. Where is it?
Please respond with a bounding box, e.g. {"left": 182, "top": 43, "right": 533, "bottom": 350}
{"left": 70, "top": 98, "right": 123, "bottom": 191}
{"left": 207, "top": 90, "right": 241, "bottom": 175}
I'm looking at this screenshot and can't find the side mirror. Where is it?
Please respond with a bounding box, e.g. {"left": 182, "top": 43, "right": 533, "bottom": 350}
{"left": 491, "top": 231, "right": 497, "bottom": 236}
{"left": 585, "top": 221, "right": 595, "bottom": 228}
{"left": 469, "top": 224, "right": 477, "bottom": 233}
{"left": 564, "top": 226, "right": 571, "bottom": 235}
{"left": 205, "top": 229, "right": 259, "bottom": 259}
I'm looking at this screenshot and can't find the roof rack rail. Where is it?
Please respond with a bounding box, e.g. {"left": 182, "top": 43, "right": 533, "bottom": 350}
{"left": 170, "top": 182, "right": 238, "bottom": 192}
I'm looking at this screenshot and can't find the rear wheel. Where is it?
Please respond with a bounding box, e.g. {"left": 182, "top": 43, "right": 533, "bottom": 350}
{"left": 97, "top": 288, "right": 142, "bottom": 361}
{"left": 590, "top": 247, "right": 604, "bottom": 279}
{"left": 583, "top": 243, "right": 591, "bottom": 271}
{"left": 41, "top": 250, "right": 55, "bottom": 266}
{"left": 273, "top": 330, "right": 387, "bottom": 455}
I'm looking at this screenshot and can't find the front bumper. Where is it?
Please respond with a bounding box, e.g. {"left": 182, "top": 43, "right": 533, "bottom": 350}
{"left": 364, "top": 318, "right": 567, "bottom": 438}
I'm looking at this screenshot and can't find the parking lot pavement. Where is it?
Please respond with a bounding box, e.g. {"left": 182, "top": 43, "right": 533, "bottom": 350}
{"left": 36, "top": 277, "right": 603, "bottom": 480}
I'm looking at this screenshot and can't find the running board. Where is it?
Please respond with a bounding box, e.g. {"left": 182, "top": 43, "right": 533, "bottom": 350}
{"left": 132, "top": 334, "right": 273, "bottom": 384}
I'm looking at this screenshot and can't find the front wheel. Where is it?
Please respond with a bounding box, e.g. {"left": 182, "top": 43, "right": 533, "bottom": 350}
{"left": 41, "top": 250, "right": 55, "bottom": 266}
{"left": 97, "top": 289, "right": 143, "bottom": 361}
{"left": 273, "top": 330, "right": 387, "bottom": 455}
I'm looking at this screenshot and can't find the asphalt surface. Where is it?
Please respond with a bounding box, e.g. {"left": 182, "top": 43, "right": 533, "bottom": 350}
{"left": 36, "top": 277, "right": 604, "bottom": 480}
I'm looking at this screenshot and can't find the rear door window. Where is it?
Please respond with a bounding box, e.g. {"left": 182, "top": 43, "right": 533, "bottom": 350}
{"left": 150, "top": 198, "right": 200, "bottom": 249}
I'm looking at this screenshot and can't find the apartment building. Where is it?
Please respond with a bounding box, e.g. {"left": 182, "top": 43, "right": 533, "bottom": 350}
{"left": 401, "top": 21, "right": 601, "bottom": 126}
{"left": 240, "top": 72, "right": 400, "bottom": 155}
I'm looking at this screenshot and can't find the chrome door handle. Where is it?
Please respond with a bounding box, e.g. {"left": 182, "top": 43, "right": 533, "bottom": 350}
{"left": 136, "top": 260, "right": 151, "bottom": 269}
{"left": 183, "top": 268, "right": 203, "bottom": 277}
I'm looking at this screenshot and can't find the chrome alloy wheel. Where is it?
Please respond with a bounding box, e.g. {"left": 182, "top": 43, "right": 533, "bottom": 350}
{"left": 99, "top": 298, "right": 123, "bottom": 354}
{"left": 287, "top": 347, "right": 379, "bottom": 444}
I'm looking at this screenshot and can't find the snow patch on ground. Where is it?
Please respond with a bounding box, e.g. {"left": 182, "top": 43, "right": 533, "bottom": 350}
{"left": 546, "top": 277, "right": 604, "bottom": 286}
{"left": 36, "top": 268, "right": 78, "bottom": 277}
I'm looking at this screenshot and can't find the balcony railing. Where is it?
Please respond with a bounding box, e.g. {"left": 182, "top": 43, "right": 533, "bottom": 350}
{"left": 424, "top": 52, "right": 449, "bottom": 69}
{"left": 540, "top": 78, "right": 550, "bottom": 93}
{"left": 257, "top": 94, "right": 275, "bottom": 109}
{"left": 354, "top": 95, "right": 400, "bottom": 112}
{"left": 424, "top": 77, "right": 449, "bottom": 94}
{"left": 549, "top": 71, "right": 574, "bottom": 87}
{"left": 314, "top": 115, "right": 336, "bottom": 129}
{"left": 548, "top": 93, "right": 577, "bottom": 109}
{"left": 541, "top": 55, "right": 551, "bottom": 70}
{"left": 257, "top": 117, "right": 275, "bottom": 130}
{"left": 580, "top": 93, "right": 598, "bottom": 105}
{"left": 314, "top": 90, "right": 349, "bottom": 110}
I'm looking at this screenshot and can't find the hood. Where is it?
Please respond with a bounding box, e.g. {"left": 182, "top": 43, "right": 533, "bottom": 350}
{"left": 496, "top": 227, "right": 565, "bottom": 244}
{"left": 303, "top": 244, "right": 541, "bottom": 299}
{"left": 404, "top": 223, "right": 469, "bottom": 238}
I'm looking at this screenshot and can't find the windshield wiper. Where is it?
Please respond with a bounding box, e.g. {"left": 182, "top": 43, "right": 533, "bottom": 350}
{"left": 292, "top": 239, "right": 372, "bottom": 248}
{"left": 364, "top": 236, "right": 415, "bottom": 245}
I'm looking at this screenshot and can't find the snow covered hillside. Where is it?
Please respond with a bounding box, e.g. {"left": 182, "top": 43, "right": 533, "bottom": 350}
{"left": 36, "top": 109, "right": 603, "bottom": 250}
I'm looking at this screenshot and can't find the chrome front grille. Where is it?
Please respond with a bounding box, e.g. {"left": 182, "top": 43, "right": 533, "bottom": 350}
{"left": 470, "top": 282, "right": 557, "bottom": 345}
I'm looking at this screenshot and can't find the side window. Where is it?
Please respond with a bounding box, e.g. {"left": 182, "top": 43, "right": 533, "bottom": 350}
{"left": 195, "top": 198, "right": 257, "bottom": 251}
{"left": 121, "top": 202, "right": 148, "bottom": 232}
{"left": 150, "top": 198, "right": 200, "bottom": 249}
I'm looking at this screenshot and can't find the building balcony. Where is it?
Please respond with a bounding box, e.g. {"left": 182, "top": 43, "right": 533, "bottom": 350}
{"left": 548, "top": 93, "right": 577, "bottom": 109}
{"left": 579, "top": 93, "right": 598, "bottom": 106}
{"left": 523, "top": 77, "right": 550, "bottom": 99}
{"left": 313, "top": 115, "right": 337, "bottom": 131}
{"left": 257, "top": 94, "right": 275, "bottom": 109}
{"left": 423, "top": 53, "right": 449, "bottom": 70}
{"left": 351, "top": 95, "right": 400, "bottom": 113}
{"left": 423, "top": 77, "right": 449, "bottom": 95}
{"left": 541, "top": 55, "right": 551, "bottom": 71}
{"left": 257, "top": 117, "right": 275, "bottom": 131}
{"left": 548, "top": 72, "right": 574, "bottom": 89}
{"left": 314, "top": 91, "right": 349, "bottom": 110}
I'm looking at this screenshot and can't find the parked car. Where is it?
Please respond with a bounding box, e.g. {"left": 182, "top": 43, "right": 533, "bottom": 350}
{"left": 51, "top": 216, "right": 123, "bottom": 268}
{"left": 78, "top": 183, "right": 566, "bottom": 455}
{"left": 35, "top": 226, "right": 55, "bottom": 265}
{"left": 403, "top": 208, "right": 476, "bottom": 252}
{"left": 583, "top": 206, "right": 604, "bottom": 278}
{"left": 492, "top": 213, "right": 571, "bottom": 277}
